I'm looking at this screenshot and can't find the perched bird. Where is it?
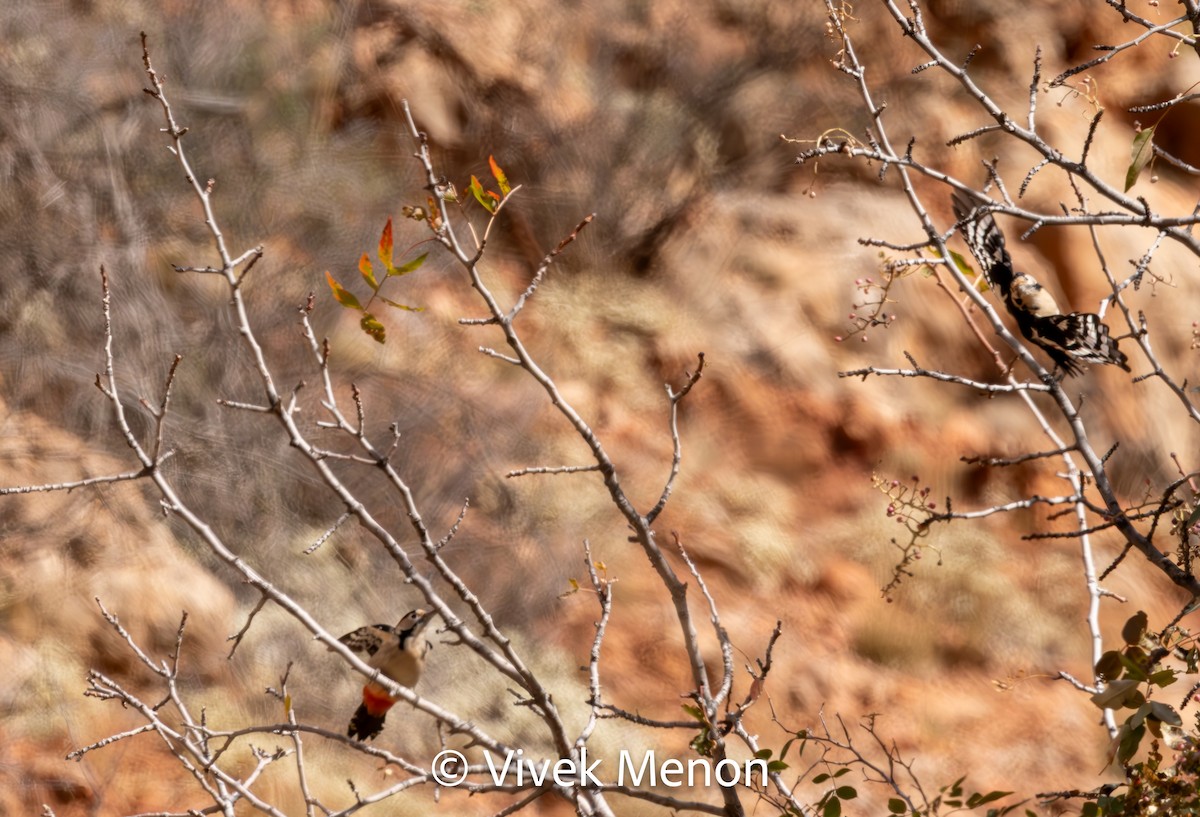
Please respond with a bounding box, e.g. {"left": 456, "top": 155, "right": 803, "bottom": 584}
{"left": 951, "top": 194, "right": 1130, "bottom": 377}
{"left": 334, "top": 608, "right": 435, "bottom": 741}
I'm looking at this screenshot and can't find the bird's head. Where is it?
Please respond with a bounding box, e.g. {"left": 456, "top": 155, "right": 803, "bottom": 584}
{"left": 396, "top": 608, "right": 435, "bottom": 638}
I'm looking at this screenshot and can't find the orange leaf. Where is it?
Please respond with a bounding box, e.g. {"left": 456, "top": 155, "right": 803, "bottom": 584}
{"left": 489, "top": 155, "right": 511, "bottom": 196}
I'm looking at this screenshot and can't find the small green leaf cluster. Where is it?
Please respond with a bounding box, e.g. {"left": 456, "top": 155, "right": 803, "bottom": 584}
{"left": 682, "top": 703, "right": 717, "bottom": 757}
{"left": 812, "top": 768, "right": 857, "bottom": 817}
{"left": 1092, "top": 611, "right": 1188, "bottom": 768}
{"left": 1077, "top": 610, "right": 1200, "bottom": 816}
{"left": 765, "top": 728, "right": 1024, "bottom": 817}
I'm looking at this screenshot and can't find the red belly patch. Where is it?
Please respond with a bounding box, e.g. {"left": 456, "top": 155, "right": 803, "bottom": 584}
{"left": 361, "top": 685, "right": 398, "bottom": 717}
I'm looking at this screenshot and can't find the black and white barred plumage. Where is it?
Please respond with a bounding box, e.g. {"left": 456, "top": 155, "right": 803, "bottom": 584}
{"left": 951, "top": 194, "right": 1130, "bottom": 377}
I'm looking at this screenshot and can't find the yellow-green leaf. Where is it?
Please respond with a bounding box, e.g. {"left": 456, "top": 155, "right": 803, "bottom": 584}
{"left": 325, "top": 271, "right": 362, "bottom": 310}
{"left": 1125, "top": 126, "right": 1155, "bottom": 192}
{"left": 358, "top": 253, "right": 377, "bottom": 291}
{"left": 936, "top": 247, "right": 989, "bottom": 293}
{"left": 379, "top": 295, "right": 425, "bottom": 313}
{"left": 489, "top": 155, "right": 511, "bottom": 196}
{"left": 379, "top": 218, "right": 394, "bottom": 271}
{"left": 951, "top": 250, "right": 989, "bottom": 293}
{"left": 468, "top": 175, "right": 497, "bottom": 213}
{"left": 388, "top": 252, "right": 428, "bottom": 278}
{"left": 360, "top": 312, "right": 386, "bottom": 344}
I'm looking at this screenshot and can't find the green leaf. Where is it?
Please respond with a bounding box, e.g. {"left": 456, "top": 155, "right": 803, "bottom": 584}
{"left": 388, "top": 252, "right": 428, "bottom": 278}
{"left": 358, "top": 253, "right": 378, "bottom": 291}
{"left": 325, "top": 272, "right": 362, "bottom": 311}
{"left": 489, "top": 154, "right": 512, "bottom": 196}
{"left": 766, "top": 760, "right": 789, "bottom": 773}
{"left": 360, "top": 312, "right": 386, "bottom": 343}
{"left": 967, "top": 790, "right": 1013, "bottom": 807}
{"left": 379, "top": 296, "right": 425, "bottom": 313}
{"left": 754, "top": 748, "right": 772, "bottom": 760}
{"left": 947, "top": 249, "right": 973, "bottom": 277}
{"left": 1148, "top": 668, "right": 1177, "bottom": 688}
{"left": 1090, "top": 678, "right": 1140, "bottom": 710}
{"left": 1095, "top": 650, "right": 1124, "bottom": 681}
{"left": 823, "top": 796, "right": 841, "bottom": 817}
{"left": 1117, "top": 723, "right": 1145, "bottom": 765}
{"left": 834, "top": 786, "right": 857, "bottom": 800}
{"left": 1125, "top": 126, "right": 1155, "bottom": 192}
{"left": 887, "top": 798, "right": 907, "bottom": 814}
{"left": 813, "top": 772, "right": 830, "bottom": 784}
{"left": 469, "top": 175, "right": 498, "bottom": 213}
{"left": 1117, "top": 648, "right": 1148, "bottom": 682}
{"left": 1121, "top": 611, "right": 1148, "bottom": 645}
{"left": 1148, "top": 700, "right": 1182, "bottom": 726}
{"left": 681, "top": 704, "right": 705, "bottom": 722}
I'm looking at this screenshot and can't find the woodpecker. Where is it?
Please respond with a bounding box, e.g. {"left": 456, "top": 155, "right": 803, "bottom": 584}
{"left": 333, "top": 608, "right": 435, "bottom": 741}
{"left": 952, "top": 194, "right": 1130, "bottom": 377}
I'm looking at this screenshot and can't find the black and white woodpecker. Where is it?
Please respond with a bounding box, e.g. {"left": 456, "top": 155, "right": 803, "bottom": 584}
{"left": 333, "top": 608, "right": 435, "bottom": 740}
{"left": 952, "top": 194, "right": 1130, "bottom": 377}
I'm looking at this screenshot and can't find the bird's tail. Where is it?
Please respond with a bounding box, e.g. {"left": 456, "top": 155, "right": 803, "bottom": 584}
{"left": 348, "top": 703, "right": 388, "bottom": 741}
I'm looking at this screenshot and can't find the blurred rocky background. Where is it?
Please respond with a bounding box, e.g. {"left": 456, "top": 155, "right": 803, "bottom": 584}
{"left": 1, "top": 0, "right": 1198, "bottom": 813}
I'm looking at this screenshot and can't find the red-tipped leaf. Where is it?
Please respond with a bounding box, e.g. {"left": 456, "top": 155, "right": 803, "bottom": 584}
{"left": 378, "top": 218, "right": 394, "bottom": 272}
{"left": 358, "top": 253, "right": 378, "bottom": 291}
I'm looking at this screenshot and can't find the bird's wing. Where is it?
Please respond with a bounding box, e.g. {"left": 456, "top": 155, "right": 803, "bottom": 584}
{"left": 335, "top": 624, "right": 396, "bottom": 657}
{"left": 952, "top": 194, "right": 1015, "bottom": 291}
{"left": 1035, "top": 313, "right": 1130, "bottom": 372}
